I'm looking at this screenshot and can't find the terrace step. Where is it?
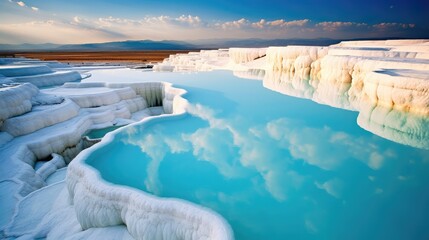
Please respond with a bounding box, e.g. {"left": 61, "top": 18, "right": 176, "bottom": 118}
{"left": 0, "top": 65, "right": 53, "bottom": 77}
{"left": 13, "top": 71, "right": 82, "bottom": 88}
{"left": 1, "top": 99, "right": 80, "bottom": 137}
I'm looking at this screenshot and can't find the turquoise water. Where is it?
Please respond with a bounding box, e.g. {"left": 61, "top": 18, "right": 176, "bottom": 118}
{"left": 86, "top": 70, "right": 429, "bottom": 240}
{"left": 85, "top": 125, "right": 124, "bottom": 139}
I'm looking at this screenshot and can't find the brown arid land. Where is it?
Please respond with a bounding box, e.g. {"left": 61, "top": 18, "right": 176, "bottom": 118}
{"left": 0, "top": 50, "right": 196, "bottom": 64}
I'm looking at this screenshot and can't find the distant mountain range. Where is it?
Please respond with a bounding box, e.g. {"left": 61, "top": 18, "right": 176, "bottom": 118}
{"left": 0, "top": 40, "right": 197, "bottom": 51}
{"left": 192, "top": 38, "right": 341, "bottom": 48}
{"left": 0, "top": 38, "right": 405, "bottom": 51}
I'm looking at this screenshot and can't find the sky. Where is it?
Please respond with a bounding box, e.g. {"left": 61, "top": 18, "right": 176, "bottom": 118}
{"left": 0, "top": 0, "right": 428, "bottom": 44}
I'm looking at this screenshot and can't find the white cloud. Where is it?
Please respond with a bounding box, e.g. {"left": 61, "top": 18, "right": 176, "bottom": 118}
{"left": 373, "top": 22, "right": 415, "bottom": 29}
{"left": 184, "top": 103, "right": 394, "bottom": 201}
{"left": 0, "top": 14, "right": 420, "bottom": 44}
{"left": 0, "top": 20, "right": 127, "bottom": 44}
{"left": 141, "top": 15, "right": 171, "bottom": 25}
{"left": 266, "top": 118, "right": 390, "bottom": 170}
{"left": 251, "top": 19, "right": 266, "bottom": 29}
{"left": 268, "top": 19, "right": 286, "bottom": 27}
{"left": 315, "top": 179, "right": 343, "bottom": 198}
{"left": 267, "top": 19, "right": 310, "bottom": 28}
{"left": 115, "top": 90, "right": 407, "bottom": 205}
{"left": 16, "top": 1, "right": 26, "bottom": 7}
{"left": 164, "top": 137, "right": 189, "bottom": 154}
{"left": 316, "top": 21, "right": 367, "bottom": 31}
{"left": 73, "top": 16, "right": 81, "bottom": 24}
{"left": 217, "top": 18, "right": 249, "bottom": 29}
{"left": 7, "top": 0, "right": 39, "bottom": 11}
{"left": 250, "top": 19, "right": 310, "bottom": 29}
{"left": 175, "top": 15, "right": 201, "bottom": 25}
{"left": 183, "top": 127, "right": 248, "bottom": 179}
{"left": 368, "top": 152, "right": 384, "bottom": 170}
{"left": 96, "top": 15, "right": 202, "bottom": 27}
{"left": 217, "top": 18, "right": 310, "bottom": 30}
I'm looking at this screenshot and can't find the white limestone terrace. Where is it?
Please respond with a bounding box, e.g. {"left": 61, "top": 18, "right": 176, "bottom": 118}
{"left": 0, "top": 63, "right": 232, "bottom": 239}
{"left": 155, "top": 39, "right": 429, "bottom": 116}
{"left": 1, "top": 39, "right": 429, "bottom": 240}
{"left": 0, "top": 58, "right": 82, "bottom": 88}
{"left": 154, "top": 49, "right": 230, "bottom": 72}
{"left": 261, "top": 70, "right": 429, "bottom": 150}
{"left": 155, "top": 39, "right": 429, "bottom": 151}
{"left": 66, "top": 86, "right": 233, "bottom": 240}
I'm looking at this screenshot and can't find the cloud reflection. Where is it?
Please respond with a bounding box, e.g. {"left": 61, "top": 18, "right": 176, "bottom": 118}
{"left": 239, "top": 69, "right": 429, "bottom": 150}
{"left": 125, "top": 101, "right": 399, "bottom": 202}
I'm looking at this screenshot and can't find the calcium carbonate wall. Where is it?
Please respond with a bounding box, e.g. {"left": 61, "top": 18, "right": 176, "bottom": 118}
{"left": 0, "top": 83, "right": 39, "bottom": 127}
{"left": 0, "top": 76, "right": 191, "bottom": 235}
{"left": 66, "top": 83, "right": 233, "bottom": 240}
{"left": 2, "top": 40, "right": 429, "bottom": 239}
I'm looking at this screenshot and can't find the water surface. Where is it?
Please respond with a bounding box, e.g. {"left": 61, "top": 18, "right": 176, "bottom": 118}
{"left": 85, "top": 125, "right": 124, "bottom": 139}
{"left": 85, "top": 69, "right": 429, "bottom": 240}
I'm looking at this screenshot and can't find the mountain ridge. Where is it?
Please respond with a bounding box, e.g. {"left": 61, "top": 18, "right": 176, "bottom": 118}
{"left": 0, "top": 37, "right": 416, "bottom": 51}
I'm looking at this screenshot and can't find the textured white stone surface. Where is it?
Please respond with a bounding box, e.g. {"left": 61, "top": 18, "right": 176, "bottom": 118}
{"left": 0, "top": 83, "right": 39, "bottom": 126}
{"left": 0, "top": 68, "right": 232, "bottom": 239}
{"left": 156, "top": 39, "right": 429, "bottom": 115}
{"left": 2, "top": 40, "right": 429, "bottom": 239}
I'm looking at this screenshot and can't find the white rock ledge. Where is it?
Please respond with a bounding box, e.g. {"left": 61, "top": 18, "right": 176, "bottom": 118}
{"left": 156, "top": 39, "right": 429, "bottom": 116}
{"left": 0, "top": 65, "right": 53, "bottom": 77}
{"left": 0, "top": 83, "right": 38, "bottom": 125}
{"left": 2, "top": 40, "right": 429, "bottom": 239}
{"left": 13, "top": 71, "right": 82, "bottom": 88}
{"left": 66, "top": 82, "right": 234, "bottom": 240}
{"left": 155, "top": 39, "right": 429, "bottom": 151}
{"left": 1, "top": 99, "right": 79, "bottom": 137}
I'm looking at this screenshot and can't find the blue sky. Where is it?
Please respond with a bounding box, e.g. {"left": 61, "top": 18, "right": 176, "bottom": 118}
{"left": 0, "top": 0, "right": 428, "bottom": 44}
